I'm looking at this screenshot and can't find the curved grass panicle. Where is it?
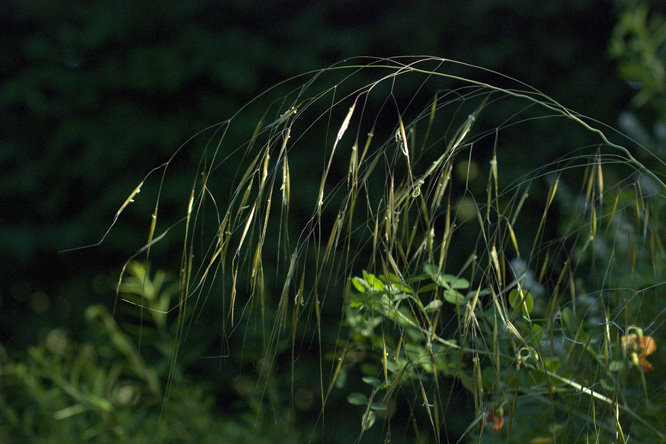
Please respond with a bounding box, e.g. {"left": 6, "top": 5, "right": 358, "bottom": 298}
{"left": 112, "top": 57, "right": 666, "bottom": 443}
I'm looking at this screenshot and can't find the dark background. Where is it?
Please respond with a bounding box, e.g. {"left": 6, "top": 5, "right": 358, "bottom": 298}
{"left": 1, "top": 0, "right": 655, "bottom": 441}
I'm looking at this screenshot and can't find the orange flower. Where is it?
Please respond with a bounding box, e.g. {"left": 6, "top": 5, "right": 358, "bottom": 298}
{"left": 622, "top": 333, "right": 657, "bottom": 373}
{"left": 486, "top": 411, "right": 505, "bottom": 430}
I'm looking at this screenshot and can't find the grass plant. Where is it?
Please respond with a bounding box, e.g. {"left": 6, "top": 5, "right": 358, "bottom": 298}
{"left": 104, "top": 56, "right": 666, "bottom": 443}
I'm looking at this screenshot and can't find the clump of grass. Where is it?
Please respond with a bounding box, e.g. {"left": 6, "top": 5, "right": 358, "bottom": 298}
{"left": 111, "top": 57, "right": 666, "bottom": 443}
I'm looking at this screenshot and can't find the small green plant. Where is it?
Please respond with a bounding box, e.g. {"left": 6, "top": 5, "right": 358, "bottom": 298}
{"left": 344, "top": 261, "right": 664, "bottom": 442}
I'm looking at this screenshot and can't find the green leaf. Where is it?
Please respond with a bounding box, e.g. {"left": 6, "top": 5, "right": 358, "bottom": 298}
{"left": 416, "top": 283, "right": 438, "bottom": 294}
{"left": 385, "top": 359, "right": 410, "bottom": 373}
{"left": 347, "top": 392, "right": 368, "bottom": 405}
{"left": 561, "top": 307, "right": 580, "bottom": 334}
{"left": 86, "top": 394, "right": 114, "bottom": 412}
{"left": 363, "top": 272, "right": 385, "bottom": 291}
{"left": 466, "top": 288, "right": 491, "bottom": 297}
{"left": 380, "top": 273, "right": 401, "bottom": 286}
{"left": 362, "top": 410, "right": 376, "bottom": 430}
{"left": 424, "top": 264, "right": 469, "bottom": 290}
{"left": 455, "top": 369, "right": 475, "bottom": 393}
{"left": 609, "top": 361, "right": 625, "bottom": 372}
{"left": 352, "top": 277, "right": 367, "bottom": 293}
{"left": 424, "top": 299, "right": 443, "bottom": 312}
{"left": 448, "top": 277, "right": 470, "bottom": 289}
{"left": 370, "top": 402, "right": 388, "bottom": 411}
{"left": 335, "top": 367, "right": 348, "bottom": 389}
{"left": 390, "top": 292, "right": 411, "bottom": 302}
{"left": 423, "top": 264, "right": 439, "bottom": 279}
{"left": 387, "top": 282, "right": 413, "bottom": 294}
{"left": 508, "top": 289, "right": 533, "bottom": 317}
{"left": 53, "top": 403, "right": 89, "bottom": 421}
{"left": 362, "top": 376, "right": 383, "bottom": 387}
{"left": 405, "top": 273, "right": 431, "bottom": 284}
{"left": 443, "top": 289, "right": 465, "bottom": 305}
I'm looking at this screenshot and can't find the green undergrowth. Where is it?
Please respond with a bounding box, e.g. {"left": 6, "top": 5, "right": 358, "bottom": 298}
{"left": 0, "top": 261, "right": 300, "bottom": 443}
{"left": 9, "top": 55, "right": 666, "bottom": 443}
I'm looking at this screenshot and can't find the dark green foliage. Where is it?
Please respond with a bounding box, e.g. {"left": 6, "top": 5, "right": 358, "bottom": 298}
{"left": 3, "top": 1, "right": 666, "bottom": 443}
{"left": 0, "top": 263, "right": 300, "bottom": 443}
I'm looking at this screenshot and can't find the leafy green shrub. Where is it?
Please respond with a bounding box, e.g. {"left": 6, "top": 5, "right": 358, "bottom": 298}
{"left": 610, "top": 1, "right": 666, "bottom": 120}
{"left": 0, "top": 262, "right": 300, "bottom": 443}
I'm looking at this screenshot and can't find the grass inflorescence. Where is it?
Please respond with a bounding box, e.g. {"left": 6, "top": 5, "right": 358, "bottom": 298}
{"left": 114, "top": 56, "right": 666, "bottom": 443}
